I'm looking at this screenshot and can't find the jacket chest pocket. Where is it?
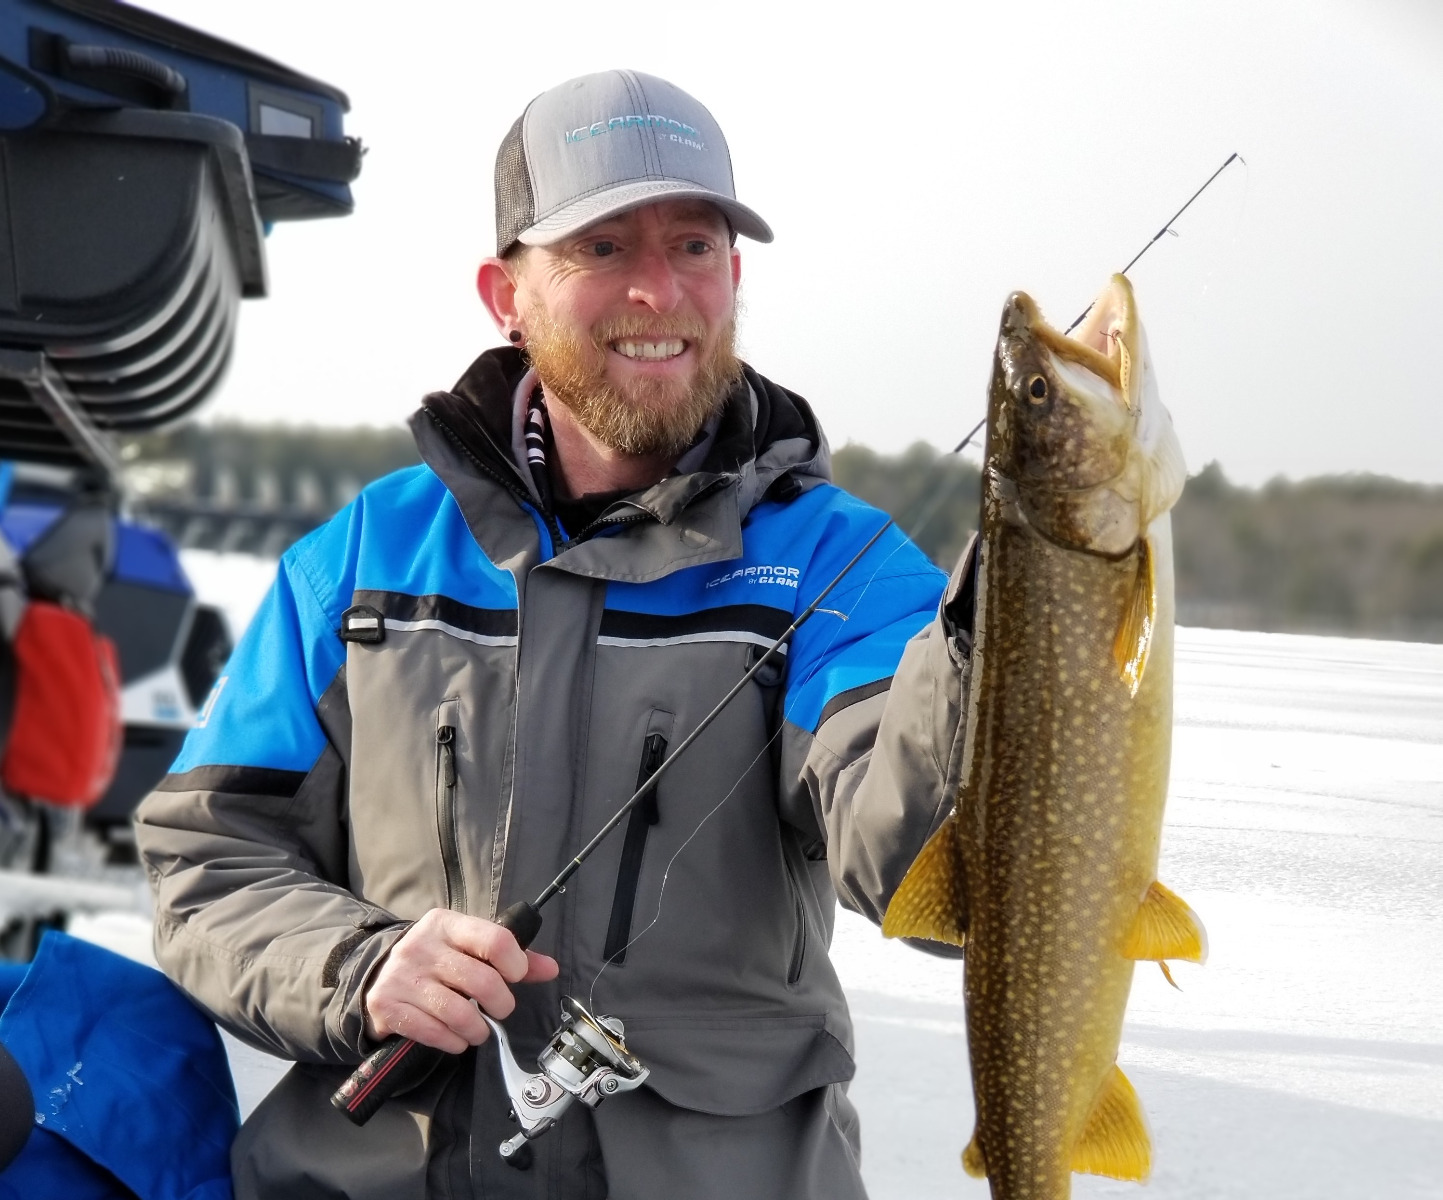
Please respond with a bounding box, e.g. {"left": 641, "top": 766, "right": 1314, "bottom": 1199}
{"left": 434, "top": 698, "right": 467, "bottom": 913}
{"left": 603, "top": 711, "right": 675, "bottom": 965}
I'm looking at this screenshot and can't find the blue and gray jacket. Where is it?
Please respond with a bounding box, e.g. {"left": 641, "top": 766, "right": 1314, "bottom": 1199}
{"left": 135, "top": 348, "right": 972, "bottom": 1197}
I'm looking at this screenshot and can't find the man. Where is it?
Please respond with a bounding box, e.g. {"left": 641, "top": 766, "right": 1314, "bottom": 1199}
{"left": 136, "top": 70, "right": 973, "bottom": 1199}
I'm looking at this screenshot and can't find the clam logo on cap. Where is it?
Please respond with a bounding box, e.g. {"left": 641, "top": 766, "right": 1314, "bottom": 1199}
{"left": 565, "top": 113, "right": 706, "bottom": 151}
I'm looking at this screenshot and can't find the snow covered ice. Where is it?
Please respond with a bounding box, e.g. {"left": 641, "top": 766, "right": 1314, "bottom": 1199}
{"left": 832, "top": 627, "right": 1443, "bottom": 1198}
{"left": 75, "top": 553, "right": 1443, "bottom": 1196}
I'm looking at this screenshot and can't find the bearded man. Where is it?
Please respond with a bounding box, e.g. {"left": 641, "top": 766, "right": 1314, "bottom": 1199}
{"left": 136, "top": 70, "right": 974, "bottom": 1200}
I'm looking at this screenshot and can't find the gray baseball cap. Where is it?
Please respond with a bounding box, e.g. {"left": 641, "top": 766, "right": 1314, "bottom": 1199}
{"left": 494, "top": 70, "right": 773, "bottom": 255}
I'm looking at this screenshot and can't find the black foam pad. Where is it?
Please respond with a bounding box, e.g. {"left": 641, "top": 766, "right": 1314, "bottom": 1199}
{"left": 0, "top": 1040, "right": 33, "bottom": 1170}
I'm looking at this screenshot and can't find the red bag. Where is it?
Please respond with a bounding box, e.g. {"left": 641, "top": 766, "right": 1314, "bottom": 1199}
{"left": 2, "top": 601, "right": 122, "bottom": 807}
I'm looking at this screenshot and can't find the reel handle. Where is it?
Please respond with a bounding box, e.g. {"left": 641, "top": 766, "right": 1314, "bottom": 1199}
{"left": 329, "top": 900, "right": 543, "bottom": 1125}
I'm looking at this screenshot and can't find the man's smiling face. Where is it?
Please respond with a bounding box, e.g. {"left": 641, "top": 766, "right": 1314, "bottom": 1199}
{"left": 511, "top": 199, "right": 744, "bottom": 458}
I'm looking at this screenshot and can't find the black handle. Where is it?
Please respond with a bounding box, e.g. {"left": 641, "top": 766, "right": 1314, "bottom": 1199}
{"left": 65, "top": 44, "right": 187, "bottom": 98}
{"left": 329, "top": 901, "right": 543, "bottom": 1125}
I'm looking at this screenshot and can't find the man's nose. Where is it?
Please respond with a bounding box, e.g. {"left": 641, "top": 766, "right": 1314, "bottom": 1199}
{"left": 626, "top": 245, "right": 683, "bottom": 312}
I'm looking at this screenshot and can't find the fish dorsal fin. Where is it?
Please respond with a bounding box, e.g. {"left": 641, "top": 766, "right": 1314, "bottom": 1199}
{"left": 1071, "top": 1064, "right": 1152, "bottom": 1181}
{"left": 962, "top": 1131, "right": 987, "bottom": 1178}
{"left": 1123, "top": 880, "right": 1208, "bottom": 964}
{"left": 881, "top": 810, "right": 968, "bottom": 947}
{"left": 1112, "top": 536, "right": 1156, "bottom": 697}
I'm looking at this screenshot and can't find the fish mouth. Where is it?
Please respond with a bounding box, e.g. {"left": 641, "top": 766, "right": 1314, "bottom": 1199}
{"left": 1009, "top": 276, "right": 1140, "bottom": 408}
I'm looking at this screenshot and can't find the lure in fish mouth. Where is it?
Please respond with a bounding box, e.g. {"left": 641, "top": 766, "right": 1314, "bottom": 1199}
{"left": 883, "top": 275, "right": 1203, "bottom": 1198}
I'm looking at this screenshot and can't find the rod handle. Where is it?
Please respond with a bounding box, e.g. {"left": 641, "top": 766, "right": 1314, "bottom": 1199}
{"left": 329, "top": 901, "right": 545, "bottom": 1125}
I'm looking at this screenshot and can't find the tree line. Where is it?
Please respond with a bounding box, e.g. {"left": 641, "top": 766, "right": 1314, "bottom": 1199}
{"left": 123, "top": 423, "right": 1443, "bottom": 643}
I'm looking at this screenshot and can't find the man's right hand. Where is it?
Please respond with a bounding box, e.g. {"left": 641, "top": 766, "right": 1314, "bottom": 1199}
{"left": 362, "top": 909, "right": 560, "bottom": 1053}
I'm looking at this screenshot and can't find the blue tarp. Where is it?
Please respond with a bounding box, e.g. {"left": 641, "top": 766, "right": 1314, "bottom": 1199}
{"left": 0, "top": 933, "right": 238, "bottom": 1199}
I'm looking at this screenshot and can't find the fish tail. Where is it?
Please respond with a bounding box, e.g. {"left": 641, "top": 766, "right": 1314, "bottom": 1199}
{"left": 881, "top": 810, "right": 967, "bottom": 946}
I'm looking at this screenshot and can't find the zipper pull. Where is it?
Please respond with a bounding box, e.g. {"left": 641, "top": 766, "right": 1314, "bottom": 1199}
{"left": 437, "top": 725, "right": 456, "bottom": 786}
{"left": 639, "top": 733, "right": 666, "bottom": 825}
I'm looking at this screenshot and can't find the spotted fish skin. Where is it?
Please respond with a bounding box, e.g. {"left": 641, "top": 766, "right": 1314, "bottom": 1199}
{"left": 884, "top": 276, "right": 1202, "bottom": 1199}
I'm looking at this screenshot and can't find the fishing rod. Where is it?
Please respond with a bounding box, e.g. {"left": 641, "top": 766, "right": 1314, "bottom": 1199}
{"left": 1064, "top": 151, "right": 1244, "bottom": 335}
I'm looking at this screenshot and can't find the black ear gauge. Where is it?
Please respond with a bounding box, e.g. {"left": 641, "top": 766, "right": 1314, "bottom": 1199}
{"left": 509, "top": 330, "right": 523, "bottom": 344}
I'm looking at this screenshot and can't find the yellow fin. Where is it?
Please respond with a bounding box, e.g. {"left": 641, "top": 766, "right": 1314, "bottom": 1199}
{"left": 1071, "top": 1064, "right": 1152, "bottom": 1181}
{"left": 881, "top": 810, "right": 967, "bottom": 946}
{"left": 962, "top": 1132, "right": 987, "bottom": 1178}
{"left": 1112, "top": 537, "right": 1156, "bottom": 698}
{"left": 1124, "top": 880, "right": 1208, "bottom": 964}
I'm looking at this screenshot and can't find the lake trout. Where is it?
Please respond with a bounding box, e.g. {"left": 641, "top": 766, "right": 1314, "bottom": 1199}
{"left": 883, "top": 275, "right": 1205, "bottom": 1198}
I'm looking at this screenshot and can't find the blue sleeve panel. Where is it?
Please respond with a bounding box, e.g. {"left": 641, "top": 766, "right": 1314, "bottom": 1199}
{"left": 170, "top": 543, "right": 338, "bottom": 774}
{"left": 171, "top": 465, "right": 518, "bottom": 775}
{"left": 780, "top": 488, "right": 946, "bottom": 734}
{"left": 605, "top": 483, "right": 945, "bottom": 734}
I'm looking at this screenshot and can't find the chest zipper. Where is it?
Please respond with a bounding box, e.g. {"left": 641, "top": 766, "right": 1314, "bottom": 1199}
{"left": 435, "top": 724, "right": 468, "bottom": 913}
{"left": 602, "top": 732, "right": 667, "bottom": 965}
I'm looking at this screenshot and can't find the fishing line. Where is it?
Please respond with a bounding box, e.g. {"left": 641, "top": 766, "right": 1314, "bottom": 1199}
{"left": 584, "top": 412, "right": 1000, "bottom": 998}
{"left": 1192, "top": 155, "right": 1251, "bottom": 310}
{"left": 585, "top": 499, "right": 940, "bottom": 1003}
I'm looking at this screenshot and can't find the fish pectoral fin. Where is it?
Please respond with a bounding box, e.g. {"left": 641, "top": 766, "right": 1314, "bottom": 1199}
{"left": 1071, "top": 1064, "right": 1152, "bottom": 1181}
{"left": 881, "top": 810, "right": 968, "bottom": 946}
{"left": 1112, "top": 536, "right": 1156, "bottom": 698}
{"left": 1123, "top": 880, "right": 1208, "bottom": 964}
{"left": 962, "top": 1131, "right": 987, "bottom": 1178}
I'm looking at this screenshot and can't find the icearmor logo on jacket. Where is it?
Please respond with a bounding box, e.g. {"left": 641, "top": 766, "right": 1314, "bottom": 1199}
{"left": 565, "top": 114, "right": 705, "bottom": 151}
{"left": 194, "top": 675, "right": 228, "bottom": 729}
{"left": 705, "top": 565, "right": 800, "bottom": 590}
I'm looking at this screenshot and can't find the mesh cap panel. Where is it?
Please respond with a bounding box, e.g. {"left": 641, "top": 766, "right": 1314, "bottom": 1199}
{"left": 494, "top": 115, "right": 534, "bottom": 256}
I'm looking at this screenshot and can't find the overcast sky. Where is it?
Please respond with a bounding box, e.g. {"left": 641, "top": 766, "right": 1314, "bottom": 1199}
{"left": 147, "top": 0, "right": 1443, "bottom": 487}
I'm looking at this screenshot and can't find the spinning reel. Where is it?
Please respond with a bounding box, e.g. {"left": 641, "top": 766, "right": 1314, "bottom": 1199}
{"left": 487, "top": 996, "right": 649, "bottom": 1167}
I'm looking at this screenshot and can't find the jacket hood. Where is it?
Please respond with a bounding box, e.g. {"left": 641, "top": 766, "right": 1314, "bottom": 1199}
{"left": 418, "top": 347, "right": 831, "bottom": 525}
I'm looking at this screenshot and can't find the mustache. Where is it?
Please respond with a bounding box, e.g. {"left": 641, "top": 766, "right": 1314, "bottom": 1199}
{"left": 589, "top": 315, "right": 710, "bottom": 347}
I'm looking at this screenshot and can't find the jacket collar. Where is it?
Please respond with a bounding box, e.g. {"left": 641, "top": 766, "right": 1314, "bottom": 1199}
{"left": 411, "top": 347, "right": 832, "bottom": 579}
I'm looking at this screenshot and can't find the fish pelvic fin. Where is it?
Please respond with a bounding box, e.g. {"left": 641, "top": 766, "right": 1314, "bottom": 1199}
{"left": 1123, "top": 880, "right": 1209, "bottom": 965}
{"left": 1071, "top": 1064, "right": 1152, "bottom": 1181}
{"left": 1113, "top": 535, "right": 1156, "bottom": 697}
{"left": 962, "top": 1131, "right": 987, "bottom": 1178}
{"left": 881, "top": 810, "right": 968, "bottom": 946}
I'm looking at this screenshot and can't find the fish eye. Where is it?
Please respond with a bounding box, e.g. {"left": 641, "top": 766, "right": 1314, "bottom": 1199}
{"left": 1027, "top": 375, "right": 1048, "bottom": 403}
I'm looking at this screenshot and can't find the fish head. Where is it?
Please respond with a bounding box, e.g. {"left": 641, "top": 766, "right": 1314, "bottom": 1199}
{"left": 986, "top": 274, "right": 1185, "bottom": 556}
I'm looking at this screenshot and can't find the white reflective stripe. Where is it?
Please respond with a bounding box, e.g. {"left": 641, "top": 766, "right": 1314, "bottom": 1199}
{"left": 346, "top": 615, "right": 380, "bottom": 629}
{"left": 383, "top": 617, "right": 518, "bottom": 647}
{"left": 597, "top": 631, "right": 788, "bottom": 653}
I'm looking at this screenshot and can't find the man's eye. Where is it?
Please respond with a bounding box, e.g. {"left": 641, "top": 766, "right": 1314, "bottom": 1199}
{"left": 590, "top": 241, "right": 617, "bottom": 257}
{"left": 683, "top": 239, "right": 710, "bottom": 255}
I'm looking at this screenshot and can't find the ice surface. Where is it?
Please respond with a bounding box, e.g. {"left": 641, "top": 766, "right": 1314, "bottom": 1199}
{"left": 69, "top": 623, "right": 1443, "bottom": 1196}
{"left": 834, "top": 626, "right": 1443, "bottom": 1198}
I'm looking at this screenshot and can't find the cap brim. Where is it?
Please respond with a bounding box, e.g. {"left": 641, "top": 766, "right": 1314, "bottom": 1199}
{"left": 517, "top": 178, "right": 773, "bottom": 246}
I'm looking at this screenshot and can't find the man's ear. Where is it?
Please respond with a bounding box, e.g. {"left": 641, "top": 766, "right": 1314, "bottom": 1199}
{"left": 731, "top": 246, "right": 742, "bottom": 290}
{"left": 477, "top": 257, "right": 522, "bottom": 336}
